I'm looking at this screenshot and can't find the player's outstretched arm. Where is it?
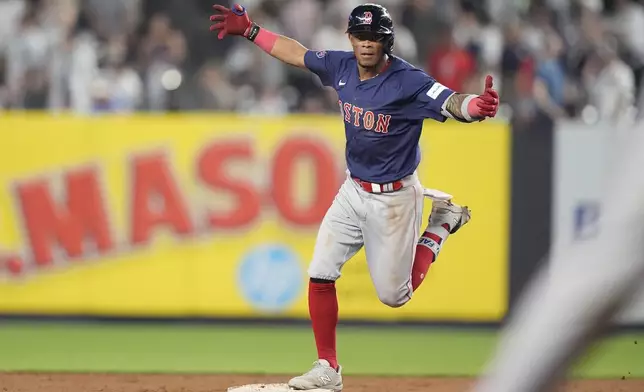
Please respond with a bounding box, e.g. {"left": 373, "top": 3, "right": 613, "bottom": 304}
{"left": 210, "top": 4, "right": 307, "bottom": 69}
{"left": 442, "top": 75, "right": 499, "bottom": 122}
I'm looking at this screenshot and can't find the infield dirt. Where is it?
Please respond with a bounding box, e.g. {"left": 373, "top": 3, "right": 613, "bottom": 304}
{"left": 2, "top": 373, "right": 644, "bottom": 392}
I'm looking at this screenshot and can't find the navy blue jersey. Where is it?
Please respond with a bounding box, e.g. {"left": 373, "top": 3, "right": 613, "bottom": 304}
{"left": 304, "top": 50, "right": 455, "bottom": 183}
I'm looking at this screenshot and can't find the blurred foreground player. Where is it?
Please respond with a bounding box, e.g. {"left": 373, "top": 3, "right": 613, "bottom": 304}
{"left": 472, "top": 127, "right": 644, "bottom": 392}
{"left": 210, "top": 3, "right": 499, "bottom": 391}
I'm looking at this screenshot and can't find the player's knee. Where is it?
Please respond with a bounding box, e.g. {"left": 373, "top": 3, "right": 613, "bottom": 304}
{"left": 377, "top": 289, "right": 410, "bottom": 308}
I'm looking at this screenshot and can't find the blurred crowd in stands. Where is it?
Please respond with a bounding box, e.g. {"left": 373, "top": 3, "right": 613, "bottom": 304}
{"left": 0, "top": 0, "right": 642, "bottom": 124}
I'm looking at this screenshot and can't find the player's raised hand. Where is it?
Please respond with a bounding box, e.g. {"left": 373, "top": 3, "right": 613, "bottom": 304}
{"left": 209, "top": 4, "right": 252, "bottom": 39}
{"left": 474, "top": 75, "right": 499, "bottom": 118}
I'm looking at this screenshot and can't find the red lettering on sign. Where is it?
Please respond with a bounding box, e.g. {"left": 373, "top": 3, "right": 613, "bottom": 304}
{"left": 130, "top": 153, "right": 193, "bottom": 245}
{"left": 16, "top": 168, "right": 113, "bottom": 266}
{"left": 1, "top": 254, "right": 24, "bottom": 276}
{"left": 7, "top": 134, "right": 343, "bottom": 279}
{"left": 271, "top": 137, "right": 337, "bottom": 226}
{"left": 198, "top": 139, "right": 260, "bottom": 229}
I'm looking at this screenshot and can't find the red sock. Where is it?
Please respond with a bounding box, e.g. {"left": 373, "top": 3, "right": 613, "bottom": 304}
{"left": 412, "top": 224, "right": 450, "bottom": 291}
{"left": 308, "top": 280, "right": 339, "bottom": 369}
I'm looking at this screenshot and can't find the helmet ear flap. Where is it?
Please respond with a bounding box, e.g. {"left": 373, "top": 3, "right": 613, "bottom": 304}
{"left": 385, "top": 34, "right": 394, "bottom": 55}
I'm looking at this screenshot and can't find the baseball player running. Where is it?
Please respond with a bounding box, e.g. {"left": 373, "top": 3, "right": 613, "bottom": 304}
{"left": 210, "top": 3, "right": 499, "bottom": 391}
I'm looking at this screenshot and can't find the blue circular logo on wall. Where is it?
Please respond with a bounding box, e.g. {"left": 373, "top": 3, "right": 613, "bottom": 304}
{"left": 237, "top": 244, "right": 303, "bottom": 313}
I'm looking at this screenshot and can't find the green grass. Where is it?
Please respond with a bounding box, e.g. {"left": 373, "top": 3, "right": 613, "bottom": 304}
{"left": 0, "top": 321, "right": 642, "bottom": 378}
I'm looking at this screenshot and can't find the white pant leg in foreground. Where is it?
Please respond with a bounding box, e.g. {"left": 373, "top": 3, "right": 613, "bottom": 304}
{"left": 472, "top": 127, "right": 644, "bottom": 392}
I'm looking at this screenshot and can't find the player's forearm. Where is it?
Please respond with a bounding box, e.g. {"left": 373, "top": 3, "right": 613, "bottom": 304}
{"left": 442, "top": 93, "right": 483, "bottom": 123}
{"left": 247, "top": 25, "right": 307, "bottom": 69}
{"left": 269, "top": 35, "right": 308, "bottom": 68}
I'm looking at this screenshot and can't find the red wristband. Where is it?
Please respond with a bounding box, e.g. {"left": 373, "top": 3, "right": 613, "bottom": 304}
{"left": 253, "top": 27, "right": 278, "bottom": 54}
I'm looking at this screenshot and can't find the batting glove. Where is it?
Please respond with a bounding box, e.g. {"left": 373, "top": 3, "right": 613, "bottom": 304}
{"left": 472, "top": 75, "right": 500, "bottom": 119}
{"left": 210, "top": 4, "right": 253, "bottom": 39}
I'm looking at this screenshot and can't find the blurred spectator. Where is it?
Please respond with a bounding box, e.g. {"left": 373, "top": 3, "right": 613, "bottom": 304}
{"left": 195, "top": 61, "right": 237, "bottom": 111}
{"left": 533, "top": 31, "right": 568, "bottom": 119}
{"left": 0, "top": 0, "right": 25, "bottom": 54}
{"left": 452, "top": 3, "right": 483, "bottom": 59}
{"left": 301, "top": 94, "right": 328, "bottom": 113}
{"left": 402, "top": 0, "right": 448, "bottom": 64}
{"left": 84, "top": 0, "right": 141, "bottom": 40}
{"left": 501, "top": 20, "right": 533, "bottom": 105}
{"left": 48, "top": 0, "right": 99, "bottom": 114}
{"left": 138, "top": 12, "right": 187, "bottom": 111}
{"left": 427, "top": 26, "right": 476, "bottom": 92}
{"left": 5, "top": 6, "right": 53, "bottom": 109}
{"left": 472, "top": 10, "right": 504, "bottom": 75}
{"left": 91, "top": 35, "right": 143, "bottom": 113}
{"left": 0, "top": 0, "right": 640, "bottom": 123}
{"left": 248, "top": 85, "right": 289, "bottom": 115}
{"left": 0, "top": 0, "right": 25, "bottom": 108}
{"left": 279, "top": 0, "right": 321, "bottom": 49}
{"left": 606, "top": 0, "right": 644, "bottom": 107}
{"left": 311, "top": 9, "right": 353, "bottom": 52}
{"left": 582, "top": 40, "right": 636, "bottom": 123}
{"left": 224, "top": 5, "right": 286, "bottom": 96}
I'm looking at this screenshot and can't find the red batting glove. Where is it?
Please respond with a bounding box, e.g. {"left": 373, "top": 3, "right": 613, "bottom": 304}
{"left": 468, "top": 75, "right": 500, "bottom": 119}
{"left": 210, "top": 4, "right": 253, "bottom": 39}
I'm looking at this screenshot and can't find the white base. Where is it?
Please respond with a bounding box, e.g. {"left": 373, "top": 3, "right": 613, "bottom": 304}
{"left": 227, "top": 384, "right": 329, "bottom": 392}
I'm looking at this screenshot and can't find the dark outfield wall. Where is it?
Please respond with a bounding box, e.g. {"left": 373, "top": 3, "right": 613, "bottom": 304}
{"left": 507, "top": 113, "right": 554, "bottom": 317}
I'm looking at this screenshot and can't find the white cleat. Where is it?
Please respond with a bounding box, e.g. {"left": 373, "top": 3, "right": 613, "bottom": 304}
{"left": 287, "top": 359, "right": 343, "bottom": 391}
{"left": 428, "top": 200, "right": 471, "bottom": 234}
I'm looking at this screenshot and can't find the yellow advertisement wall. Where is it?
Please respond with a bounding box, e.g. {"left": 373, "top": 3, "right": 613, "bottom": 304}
{"left": 0, "top": 114, "right": 509, "bottom": 321}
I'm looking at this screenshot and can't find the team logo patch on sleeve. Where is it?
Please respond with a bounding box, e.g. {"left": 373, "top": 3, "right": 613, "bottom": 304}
{"left": 426, "top": 82, "right": 447, "bottom": 100}
{"left": 316, "top": 51, "right": 327, "bottom": 58}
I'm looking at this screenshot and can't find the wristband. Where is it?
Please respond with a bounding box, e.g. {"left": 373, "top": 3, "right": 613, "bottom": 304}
{"left": 463, "top": 95, "right": 478, "bottom": 122}
{"left": 246, "top": 23, "right": 261, "bottom": 41}
{"left": 247, "top": 24, "right": 279, "bottom": 54}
